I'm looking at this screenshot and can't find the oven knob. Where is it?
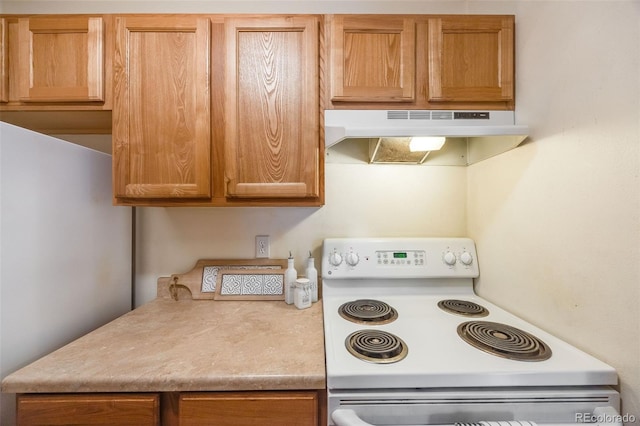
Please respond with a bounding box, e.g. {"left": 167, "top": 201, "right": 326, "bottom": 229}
{"left": 460, "top": 251, "right": 474, "bottom": 265}
{"left": 329, "top": 252, "right": 343, "bottom": 266}
{"left": 345, "top": 252, "right": 360, "bottom": 266}
{"left": 443, "top": 251, "right": 457, "bottom": 266}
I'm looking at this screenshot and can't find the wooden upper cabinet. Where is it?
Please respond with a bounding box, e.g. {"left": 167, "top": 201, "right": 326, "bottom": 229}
{"left": 224, "top": 16, "right": 320, "bottom": 199}
{"left": 428, "top": 15, "right": 514, "bottom": 103}
{"left": 112, "top": 16, "right": 211, "bottom": 200}
{"left": 17, "top": 16, "right": 104, "bottom": 102}
{"left": 329, "top": 15, "right": 415, "bottom": 102}
{"left": 0, "top": 18, "right": 7, "bottom": 103}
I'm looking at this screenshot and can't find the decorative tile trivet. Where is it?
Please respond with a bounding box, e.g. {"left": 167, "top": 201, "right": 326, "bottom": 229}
{"left": 214, "top": 269, "right": 286, "bottom": 301}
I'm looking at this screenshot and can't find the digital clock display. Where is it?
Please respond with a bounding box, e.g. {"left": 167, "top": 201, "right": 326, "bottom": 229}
{"left": 393, "top": 252, "right": 408, "bottom": 259}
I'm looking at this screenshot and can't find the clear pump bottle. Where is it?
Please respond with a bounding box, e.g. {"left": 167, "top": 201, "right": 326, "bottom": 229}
{"left": 284, "top": 252, "right": 297, "bottom": 305}
{"left": 305, "top": 251, "right": 318, "bottom": 303}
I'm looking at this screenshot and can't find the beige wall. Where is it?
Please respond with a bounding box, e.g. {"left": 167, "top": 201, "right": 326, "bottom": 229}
{"left": 3, "top": 0, "right": 638, "bottom": 422}
{"left": 465, "top": 1, "right": 640, "bottom": 421}
{"left": 1, "top": 0, "right": 469, "bottom": 14}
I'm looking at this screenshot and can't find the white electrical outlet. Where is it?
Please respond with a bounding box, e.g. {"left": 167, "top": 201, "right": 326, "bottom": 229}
{"left": 255, "top": 235, "right": 270, "bottom": 258}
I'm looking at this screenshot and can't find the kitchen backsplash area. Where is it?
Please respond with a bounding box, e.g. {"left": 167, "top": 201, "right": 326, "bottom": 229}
{"left": 135, "top": 163, "right": 467, "bottom": 304}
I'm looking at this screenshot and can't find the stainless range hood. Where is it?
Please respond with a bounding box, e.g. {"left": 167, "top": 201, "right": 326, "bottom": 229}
{"left": 325, "top": 110, "right": 529, "bottom": 165}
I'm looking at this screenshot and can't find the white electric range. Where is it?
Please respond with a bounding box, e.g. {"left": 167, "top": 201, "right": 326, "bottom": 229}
{"left": 321, "top": 238, "right": 621, "bottom": 426}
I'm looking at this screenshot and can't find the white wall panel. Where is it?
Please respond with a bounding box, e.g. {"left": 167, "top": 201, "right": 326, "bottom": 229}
{"left": 0, "top": 123, "right": 132, "bottom": 424}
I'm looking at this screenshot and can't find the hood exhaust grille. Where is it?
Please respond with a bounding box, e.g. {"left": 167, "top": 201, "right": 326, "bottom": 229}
{"left": 409, "top": 110, "right": 430, "bottom": 120}
{"left": 386, "top": 110, "right": 492, "bottom": 121}
{"left": 387, "top": 110, "right": 409, "bottom": 120}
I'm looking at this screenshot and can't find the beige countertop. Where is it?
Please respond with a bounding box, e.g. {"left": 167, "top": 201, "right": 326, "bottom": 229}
{"left": 2, "top": 298, "right": 326, "bottom": 393}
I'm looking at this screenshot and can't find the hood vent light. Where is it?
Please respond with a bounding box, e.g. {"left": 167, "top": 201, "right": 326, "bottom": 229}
{"left": 369, "top": 137, "right": 429, "bottom": 164}
{"left": 370, "top": 136, "right": 446, "bottom": 165}
{"left": 409, "top": 136, "right": 446, "bottom": 152}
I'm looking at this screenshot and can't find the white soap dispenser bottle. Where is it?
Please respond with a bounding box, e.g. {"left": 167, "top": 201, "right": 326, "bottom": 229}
{"left": 284, "top": 251, "right": 297, "bottom": 305}
{"left": 305, "top": 251, "right": 318, "bottom": 303}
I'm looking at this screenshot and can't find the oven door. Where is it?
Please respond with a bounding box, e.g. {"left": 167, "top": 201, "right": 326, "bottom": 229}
{"left": 328, "top": 388, "right": 622, "bottom": 426}
{"left": 332, "top": 409, "right": 622, "bottom": 426}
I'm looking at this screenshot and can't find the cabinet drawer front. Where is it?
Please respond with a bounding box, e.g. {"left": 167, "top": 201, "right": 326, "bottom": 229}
{"left": 17, "top": 393, "right": 160, "bottom": 426}
{"left": 179, "top": 391, "right": 318, "bottom": 426}
{"left": 18, "top": 16, "right": 104, "bottom": 103}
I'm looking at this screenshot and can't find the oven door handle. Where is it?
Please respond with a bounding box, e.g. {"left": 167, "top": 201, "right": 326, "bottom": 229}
{"left": 331, "top": 407, "right": 624, "bottom": 426}
{"left": 332, "top": 409, "right": 375, "bottom": 426}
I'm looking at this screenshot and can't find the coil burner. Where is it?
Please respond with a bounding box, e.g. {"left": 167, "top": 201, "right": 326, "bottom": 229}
{"left": 338, "top": 299, "right": 398, "bottom": 325}
{"left": 438, "top": 299, "right": 489, "bottom": 317}
{"left": 457, "top": 321, "right": 552, "bottom": 362}
{"left": 345, "top": 330, "right": 408, "bottom": 364}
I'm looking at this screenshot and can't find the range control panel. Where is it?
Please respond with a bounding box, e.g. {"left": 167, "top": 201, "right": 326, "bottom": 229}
{"left": 375, "top": 250, "right": 426, "bottom": 266}
{"left": 322, "top": 238, "right": 479, "bottom": 279}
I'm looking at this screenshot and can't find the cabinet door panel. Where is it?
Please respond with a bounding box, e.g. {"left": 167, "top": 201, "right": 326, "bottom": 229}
{"left": 0, "top": 18, "right": 7, "bottom": 103}
{"left": 330, "top": 15, "right": 415, "bottom": 102}
{"left": 225, "top": 17, "right": 319, "bottom": 199}
{"left": 428, "top": 16, "right": 514, "bottom": 102}
{"left": 179, "top": 391, "right": 318, "bottom": 426}
{"left": 17, "top": 393, "right": 160, "bottom": 426}
{"left": 18, "top": 17, "right": 104, "bottom": 102}
{"left": 113, "top": 17, "right": 211, "bottom": 199}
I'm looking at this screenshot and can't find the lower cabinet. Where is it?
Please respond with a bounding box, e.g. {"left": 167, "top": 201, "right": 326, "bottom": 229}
{"left": 16, "top": 393, "right": 160, "bottom": 426}
{"left": 16, "top": 390, "right": 323, "bottom": 426}
{"left": 176, "top": 391, "right": 319, "bottom": 426}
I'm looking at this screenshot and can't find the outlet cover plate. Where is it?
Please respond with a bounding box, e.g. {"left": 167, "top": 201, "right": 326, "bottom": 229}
{"left": 255, "top": 235, "right": 270, "bottom": 258}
